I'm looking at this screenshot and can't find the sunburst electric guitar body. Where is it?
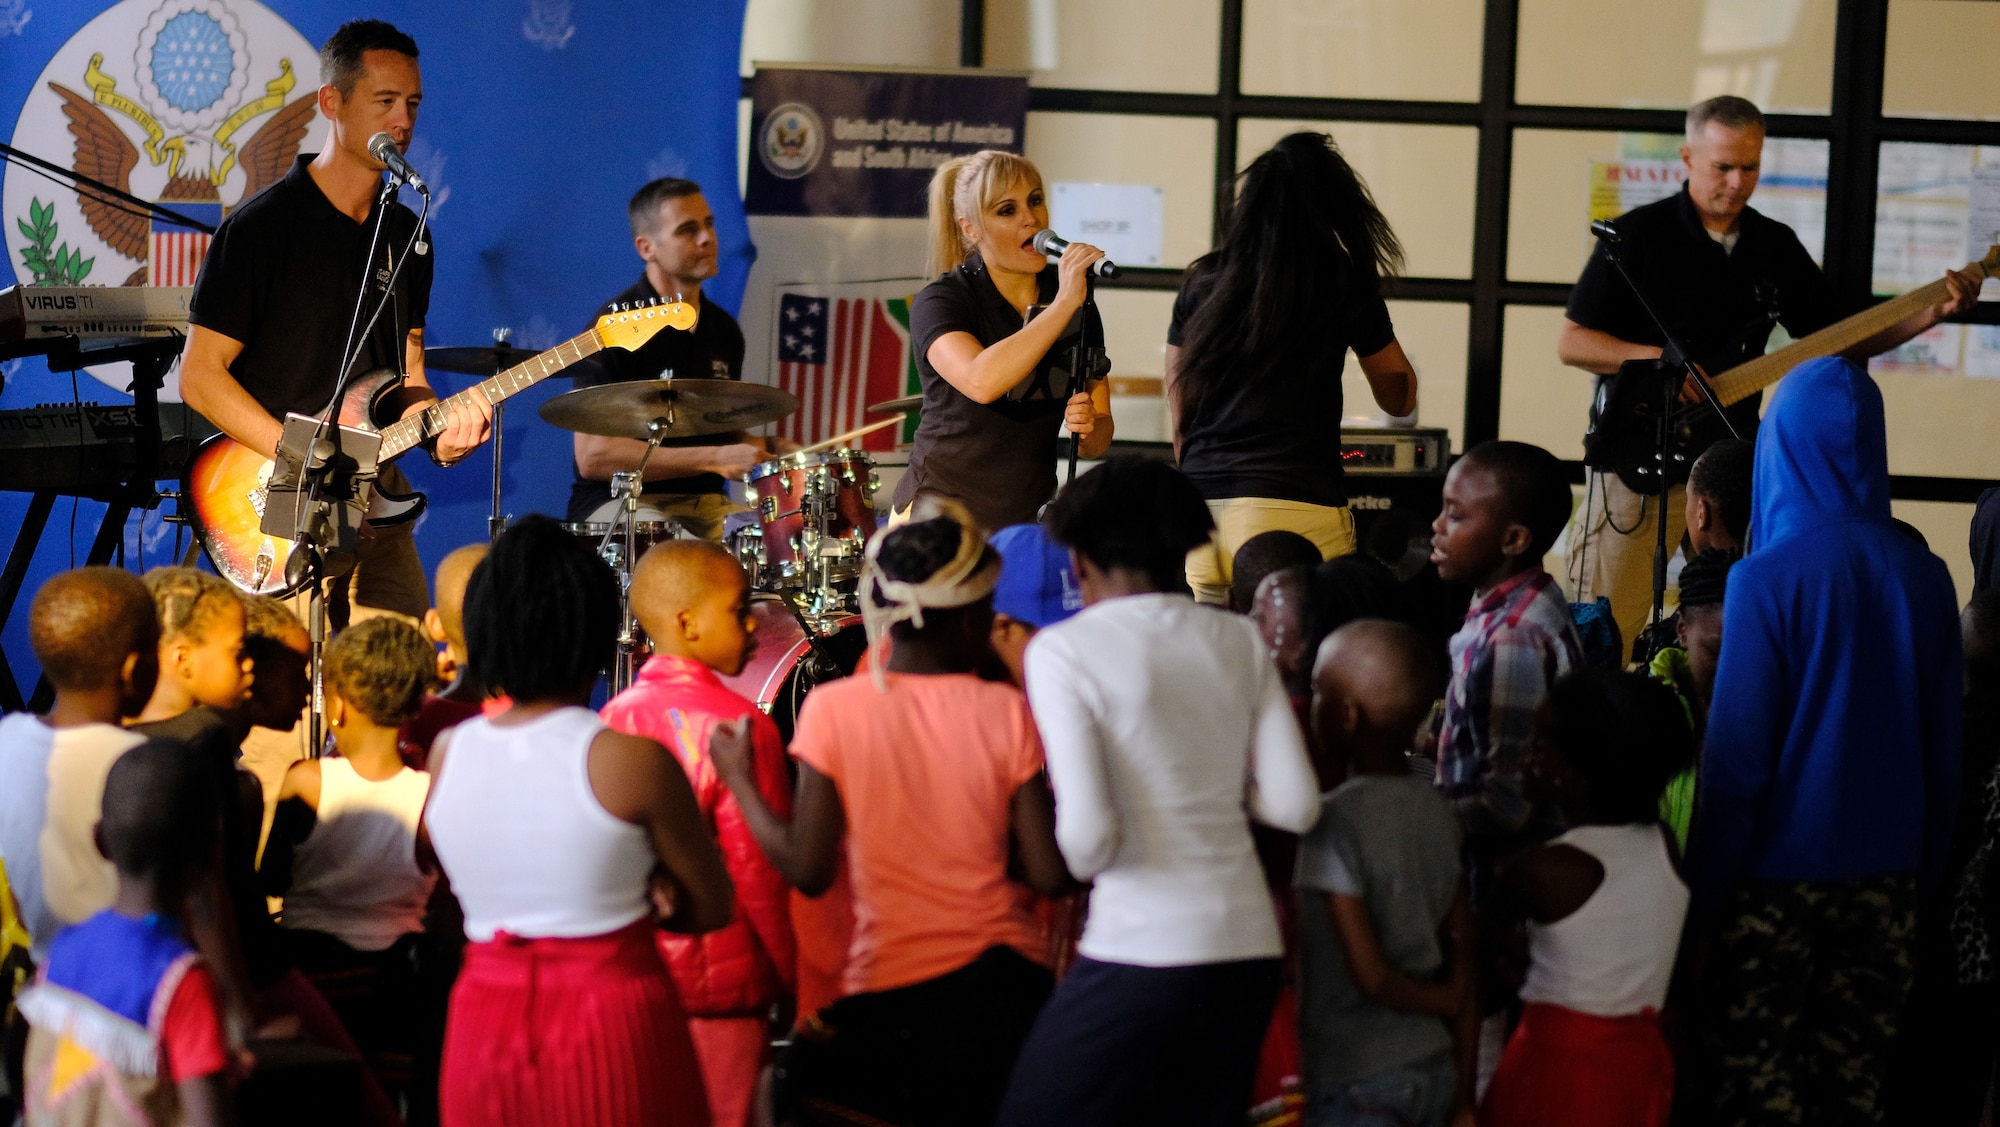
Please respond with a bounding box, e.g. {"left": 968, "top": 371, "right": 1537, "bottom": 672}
{"left": 186, "top": 299, "right": 696, "bottom": 596}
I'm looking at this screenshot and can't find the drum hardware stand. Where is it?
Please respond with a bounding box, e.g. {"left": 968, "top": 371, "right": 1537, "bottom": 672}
{"left": 1590, "top": 221, "right": 1740, "bottom": 629}
{"left": 489, "top": 326, "right": 513, "bottom": 541}
{"left": 605, "top": 416, "right": 670, "bottom": 693}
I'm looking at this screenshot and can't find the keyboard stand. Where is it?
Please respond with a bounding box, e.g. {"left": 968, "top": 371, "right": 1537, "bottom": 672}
{"left": 0, "top": 337, "right": 176, "bottom": 711}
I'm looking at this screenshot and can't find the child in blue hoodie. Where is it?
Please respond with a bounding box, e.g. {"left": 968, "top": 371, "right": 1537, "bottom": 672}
{"left": 1684, "top": 356, "right": 1961, "bottom": 1125}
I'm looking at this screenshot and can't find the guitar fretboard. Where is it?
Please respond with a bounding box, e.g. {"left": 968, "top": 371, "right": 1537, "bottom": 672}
{"left": 378, "top": 332, "right": 604, "bottom": 461}
{"left": 1710, "top": 252, "right": 1997, "bottom": 407}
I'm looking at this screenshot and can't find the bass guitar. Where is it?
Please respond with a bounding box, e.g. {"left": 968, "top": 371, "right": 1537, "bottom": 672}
{"left": 1584, "top": 245, "right": 2000, "bottom": 494}
{"left": 186, "top": 298, "right": 696, "bottom": 595}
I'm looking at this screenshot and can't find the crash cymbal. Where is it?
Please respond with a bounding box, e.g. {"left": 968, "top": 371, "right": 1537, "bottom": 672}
{"left": 865, "top": 394, "right": 922, "bottom": 415}
{"left": 539, "top": 379, "right": 800, "bottom": 440}
{"left": 423, "top": 344, "right": 543, "bottom": 376}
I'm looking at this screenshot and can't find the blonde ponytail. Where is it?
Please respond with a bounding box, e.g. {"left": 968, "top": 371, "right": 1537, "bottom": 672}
{"left": 924, "top": 149, "right": 1045, "bottom": 278}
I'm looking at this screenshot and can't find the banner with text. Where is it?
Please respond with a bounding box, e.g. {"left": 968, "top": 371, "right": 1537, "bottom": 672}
{"left": 745, "top": 66, "right": 1027, "bottom": 220}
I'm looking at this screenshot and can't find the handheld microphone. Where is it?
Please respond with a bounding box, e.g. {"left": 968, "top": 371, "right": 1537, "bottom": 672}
{"left": 368, "top": 132, "right": 429, "bottom": 195}
{"left": 1589, "top": 219, "right": 1622, "bottom": 244}
{"left": 1032, "top": 229, "right": 1120, "bottom": 279}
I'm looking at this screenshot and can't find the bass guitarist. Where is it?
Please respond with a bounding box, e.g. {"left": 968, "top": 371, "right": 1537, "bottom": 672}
{"left": 181, "top": 19, "right": 490, "bottom": 624}
{"left": 1558, "top": 94, "right": 1977, "bottom": 647}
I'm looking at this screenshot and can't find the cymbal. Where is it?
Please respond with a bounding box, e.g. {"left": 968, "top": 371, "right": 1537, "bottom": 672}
{"left": 423, "top": 344, "right": 542, "bottom": 376}
{"left": 866, "top": 394, "right": 922, "bottom": 415}
{"left": 539, "top": 379, "right": 800, "bottom": 440}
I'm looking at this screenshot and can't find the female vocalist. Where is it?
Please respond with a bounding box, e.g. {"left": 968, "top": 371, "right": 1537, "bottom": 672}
{"left": 891, "top": 150, "right": 1116, "bottom": 531}
{"left": 1166, "top": 132, "right": 1419, "bottom": 604}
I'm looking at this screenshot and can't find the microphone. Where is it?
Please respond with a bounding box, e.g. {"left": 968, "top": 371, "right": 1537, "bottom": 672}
{"left": 1589, "top": 219, "right": 1622, "bottom": 244}
{"left": 368, "top": 132, "right": 429, "bottom": 195}
{"left": 1032, "top": 229, "right": 1120, "bottom": 279}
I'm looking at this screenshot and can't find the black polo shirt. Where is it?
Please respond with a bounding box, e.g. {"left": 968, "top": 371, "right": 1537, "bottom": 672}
{"left": 1565, "top": 184, "right": 1842, "bottom": 438}
{"left": 1165, "top": 269, "right": 1396, "bottom": 507}
{"left": 565, "top": 280, "right": 746, "bottom": 521}
{"left": 891, "top": 251, "right": 1106, "bottom": 531}
{"left": 190, "top": 155, "right": 431, "bottom": 421}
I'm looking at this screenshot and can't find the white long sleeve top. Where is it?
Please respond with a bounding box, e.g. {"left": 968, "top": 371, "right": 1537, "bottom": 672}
{"left": 1024, "top": 593, "right": 1321, "bottom": 966}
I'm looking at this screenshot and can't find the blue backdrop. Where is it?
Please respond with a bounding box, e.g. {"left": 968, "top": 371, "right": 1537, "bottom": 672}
{"left": 0, "top": 0, "right": 751, "bottom": 691}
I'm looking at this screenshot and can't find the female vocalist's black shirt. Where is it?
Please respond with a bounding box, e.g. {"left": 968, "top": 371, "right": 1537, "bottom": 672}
{"left": 1167, "top": 272, "right": 1395, "bottom": 508}
{"left": 893, "top": 251, "right": 1105, "bottom": 532}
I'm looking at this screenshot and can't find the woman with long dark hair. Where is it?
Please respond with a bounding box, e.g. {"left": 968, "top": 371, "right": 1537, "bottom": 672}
{"left": 891, "top": 150, "right": 1116, "bottom": 531}
{"left": 1167, "top": 132, "right": 1420, "bottom": 603}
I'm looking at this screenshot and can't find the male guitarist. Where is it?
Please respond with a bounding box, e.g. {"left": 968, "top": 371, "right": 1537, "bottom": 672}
{"left": 181, "top": 20, "right": 491, "bottom": 624}
{"left": 1558, "top": 94, "right": 1978, "bottom": 647}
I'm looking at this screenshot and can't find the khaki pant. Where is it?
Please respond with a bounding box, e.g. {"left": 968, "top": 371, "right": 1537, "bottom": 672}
{"left": 1184, "top": 497, "right": 1358, "bottom": 605}
{"left": 1565, "top": 470, "right": 1685, "bottom": 652}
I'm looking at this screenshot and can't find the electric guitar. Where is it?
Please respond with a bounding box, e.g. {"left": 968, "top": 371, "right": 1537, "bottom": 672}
{"left": 186, "top": 298, "right": 697, "bottom": 596}
{"left": 1584, "top": 245, "right": 2000, "bottom": 494}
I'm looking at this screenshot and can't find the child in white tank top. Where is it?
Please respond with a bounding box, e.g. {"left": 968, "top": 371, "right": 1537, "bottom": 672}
{"left": 262, "top": 617, "right": 440, "bottom": 1108}
{"left": 1482, "top": 669, "right": 1696, "bottom": 1127}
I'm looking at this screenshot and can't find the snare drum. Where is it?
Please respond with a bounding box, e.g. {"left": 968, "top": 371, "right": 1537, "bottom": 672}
{"left": 744, "top": 450, "right": 879, "bottom": 585}
{"left": 561, "top": 520, "right": 681, "bottom": 573}
{"left": 714, "top": 597, "right": 869, "bottom": 740}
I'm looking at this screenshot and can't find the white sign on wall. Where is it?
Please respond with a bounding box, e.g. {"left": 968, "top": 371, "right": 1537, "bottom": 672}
{"left": 1049, "top": 182, "right": 1164, "bottom": 268}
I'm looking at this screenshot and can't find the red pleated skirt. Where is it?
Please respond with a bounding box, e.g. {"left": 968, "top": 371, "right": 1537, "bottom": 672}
{"left": 439, "top": 920, "right": 712, "bottom": 1127}
{"left": 1480, "top": 1002, "right": 1672, "bottom": 1127}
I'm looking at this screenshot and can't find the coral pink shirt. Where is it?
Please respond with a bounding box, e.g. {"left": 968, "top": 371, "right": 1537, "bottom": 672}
{"left": 789, "top": 672, "right": 1047, "bottom": 995}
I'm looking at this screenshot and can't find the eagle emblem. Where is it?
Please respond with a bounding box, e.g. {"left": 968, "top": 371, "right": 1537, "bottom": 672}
{"left": 9, "top": 0, "right": 318, "bottom": 288}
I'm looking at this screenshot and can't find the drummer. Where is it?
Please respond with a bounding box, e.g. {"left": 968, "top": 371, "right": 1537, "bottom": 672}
{"left": 892, "top": 151, "right": 1115, "bottom": 532}
{"left": 567, "top": 177, "right": 791, "bottom": 540}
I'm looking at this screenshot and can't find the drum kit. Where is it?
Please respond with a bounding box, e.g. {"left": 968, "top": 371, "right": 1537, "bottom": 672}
{"left": 427, "top": 339, "right": 917, "bottom": 705}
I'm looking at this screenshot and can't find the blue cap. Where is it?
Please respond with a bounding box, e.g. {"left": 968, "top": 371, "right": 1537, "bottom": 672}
{"left": 990, "top": 524, "right": 1083, "bottom": 629}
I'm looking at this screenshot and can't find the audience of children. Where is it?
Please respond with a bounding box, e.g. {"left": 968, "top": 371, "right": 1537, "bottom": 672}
{"left": 1231, "top": 529, "right": 1324, "bottom": 614}
{"left": 422, "top": 515, "right": 732, "bottom": 1126}
{"left": 264, "top": 616, "right": 440, "bottom": 1111}
{"left": 715, "top": 498, "right": 1068, "bottom": 1127}
{"left": 1296, "top": 620, "right": 1474, "bottom": 1127}
{"left": 6, "top": 393, "right": 1995, "bottom": 1125}
{"left": 985, "top": 522, "right": 1083, "bottom": 687}
{"left": 1428, "top": 441, "right": 1584, "bottom": 849}
{"left": 600, "top": 540, "right": 796, "bottom": 1127}
{"left": 1482, "top": 669, "right": 1693, "bottom": 1127}
{"left": 999, "top": 459, "right": 1320, "bottom": 1126}
{"left": 1685, "top": 357, "right": 1962, "bottom": 1124}
{"left": 17, "top": 738, "right": 231, "bottom": 1127}
{"left": 1646, "top": 549, "right": 1733, "bottom": 852}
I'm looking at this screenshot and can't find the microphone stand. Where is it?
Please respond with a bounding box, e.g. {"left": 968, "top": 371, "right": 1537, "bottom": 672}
{"left": 1064, "top": 278, "right": 1106, "bottom": 486}
{"left": 1592, "top": 225, "right": 1742, "bottom": 630}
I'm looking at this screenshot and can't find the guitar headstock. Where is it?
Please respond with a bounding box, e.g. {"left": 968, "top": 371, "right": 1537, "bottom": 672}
{"left": 594, "top": 297, "right": 699, "bottom": 351}
{"left": 1980, "top": 244, "right": 2000, "bottom": 279}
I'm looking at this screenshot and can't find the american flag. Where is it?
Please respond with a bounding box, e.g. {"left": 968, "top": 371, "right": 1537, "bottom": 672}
{"left": 149, "top": 203, "right": 223, "bottom": 287}
{"left": 773, "top": 290, "right": 913, "bottom": 452}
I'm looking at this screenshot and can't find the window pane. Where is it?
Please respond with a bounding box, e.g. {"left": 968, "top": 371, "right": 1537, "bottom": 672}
{"left": 1516, "top": 0, "right": 1836, "bottom": 114}
{"left": 1238, "top": 119, "right": 1477, "bottom": 279}
{"left": 1352, "top": 301, "right": 1470, "bottom": 452}
{"left": 1873, "top": 142, "right": 2000, "bottom": 297}
{"left": 1892, "top": 501, "right": 1976, "bottom": 598}
{"left": 1499, "top": 304, "right": 1591, "bottom": 461}
{"left": 740, "top": 0, "right": 959, "bottom": 76}
{"left": 1885, "top": 0, "right": 2000, "bottom": 122}
{"left": 1869, "top": 339, "right": 2000, "bottom": 479}
{"left": 1239, "top": 0, "right": 1482, "bottom": 103}
{"left": 1508, "top": 129, "right": 1827, "bottom": 284}
{"left": 985, "top": 0, "right": 1221, "bottom": 94}
{"left": 1025, "top": 113, "right": 1217, "bottom": 269}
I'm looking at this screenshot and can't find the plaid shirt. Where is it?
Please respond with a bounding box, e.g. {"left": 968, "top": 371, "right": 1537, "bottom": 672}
{"left": 1434, "top": 567, "right": 1583, "bottom": 838}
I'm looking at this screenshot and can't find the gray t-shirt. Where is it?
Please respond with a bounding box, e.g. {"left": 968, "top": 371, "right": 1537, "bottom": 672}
{"left": 1294, "top": 773, "right": 1463, "bottom": 1085}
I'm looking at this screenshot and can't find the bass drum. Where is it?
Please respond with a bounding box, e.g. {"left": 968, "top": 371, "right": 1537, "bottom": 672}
{"left": 716, "top": 596, "right": 870, "bottom": 740}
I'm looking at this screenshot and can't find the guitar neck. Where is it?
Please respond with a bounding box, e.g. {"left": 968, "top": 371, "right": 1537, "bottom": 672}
{"left": 378, "top": 331, "right": 605, "bottom": 461}
{"left": 1709, "top": 274, "right": 1952, "bottom": 407}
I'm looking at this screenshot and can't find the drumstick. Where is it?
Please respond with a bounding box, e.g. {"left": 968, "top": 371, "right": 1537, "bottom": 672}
{"left": 797, "top": 414, "right": 905, "bottom": 455}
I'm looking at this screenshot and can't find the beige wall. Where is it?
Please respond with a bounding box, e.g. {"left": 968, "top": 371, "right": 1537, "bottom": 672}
{"left": 1516, "top": 0, "right": 1837, "bottom": 114}
{"left": 1239, "top": 0, "right": 1483, "bottom": 103}
{"left": 985, "top": 0, "right": 1221, "bottom": 92}
{"left": 1884, "top": 0, "right": 2000, "bottom": 122}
